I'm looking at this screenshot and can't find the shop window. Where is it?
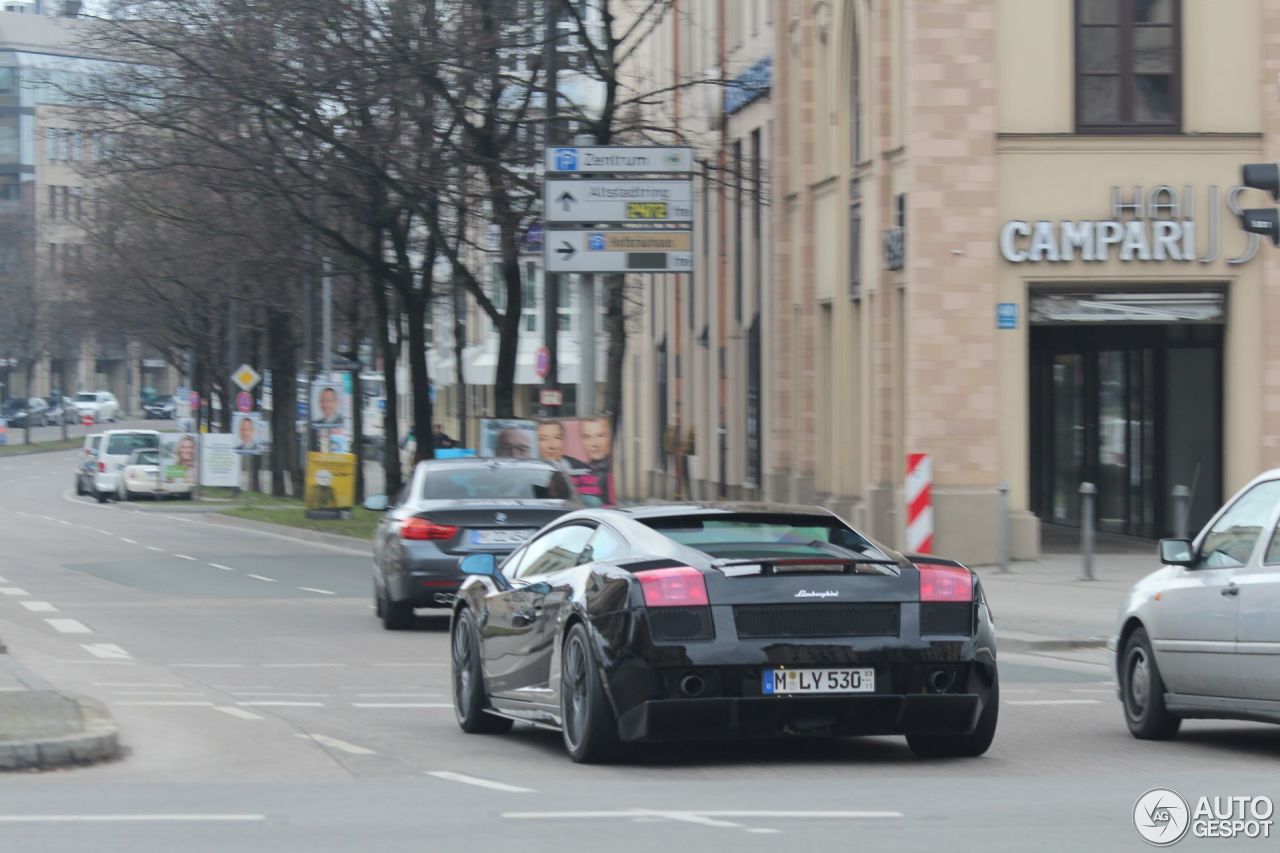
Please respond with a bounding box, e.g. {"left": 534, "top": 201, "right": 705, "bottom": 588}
{"left": 1075, "top": 0, "right": 1181, "bottom": 133}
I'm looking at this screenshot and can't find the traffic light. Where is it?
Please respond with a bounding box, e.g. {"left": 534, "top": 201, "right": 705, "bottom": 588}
{"left": 1240, "top": 163, "right": 1280, "bottom": 245}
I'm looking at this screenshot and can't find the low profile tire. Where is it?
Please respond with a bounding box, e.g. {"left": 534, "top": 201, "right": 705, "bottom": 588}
{"left": 560, "top": 623, "right": 623, "bottom": 764}
{"left": 374, "top": 581, "right": 386, "bottom": 618}
{"left": 380, "top": 586, "right": 414, "bottom": 630}
{"left": 906, "top": 669, "right": 999, "bottom": 759}
{"left": 452, "top": 608, "right": 513, "bottom": 734}
{"left": 1121, "top": 627, "right": 1181, "bottom": 740}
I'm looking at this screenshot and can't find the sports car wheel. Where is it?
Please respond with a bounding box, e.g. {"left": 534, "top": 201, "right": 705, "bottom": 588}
{"left": 560, "top": 623, "right": 622, "bottom": 764}
{"left": 906, "top": 670, "right": 999, "bottom": 759}
{"left": 373, "top": 581, "right": 385, "bottom": 618}
{"left": 451, "top": 609, "right": 512, "bottom": 734}
{"left": 1121, "top": 627, "right": 1181, "bottom": 740}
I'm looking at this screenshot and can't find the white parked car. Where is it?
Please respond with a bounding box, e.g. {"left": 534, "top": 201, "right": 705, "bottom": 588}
{"left": 1112, "top": 470, "right": 1280, "bottom": 739}
{"left": 119, "top": 448, "right": 191, "bottom": 500}
{"left": 74, "top": 432, "right": 104, "bottom": 496}
{"left": 92, "top": 429, "right": 160, "bottom": 503}
{"left": 74, "top": 391, "right": 119, "bottom": 424}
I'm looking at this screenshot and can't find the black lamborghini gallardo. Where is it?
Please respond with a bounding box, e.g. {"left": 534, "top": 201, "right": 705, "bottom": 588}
{"left": 449, "top": 502, "right": 998, "bottom": 763}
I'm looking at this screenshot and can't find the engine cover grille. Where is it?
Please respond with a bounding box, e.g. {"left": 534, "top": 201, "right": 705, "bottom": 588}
{"left": 920, "top": 603, "right": 974, "bottom": 635}
{"left": 733, "top": 603, "right": 900, "bottom": 639}
{"left": 648, "top": 606, "right": 715, "bottom": 641}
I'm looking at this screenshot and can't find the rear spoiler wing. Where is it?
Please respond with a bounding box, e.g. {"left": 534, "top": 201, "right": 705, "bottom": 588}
{"left": 903, "top": 554, "right": 968, "bottom": 570}
{"left": 712, "top": 556, "right": 900, "bottom": 576}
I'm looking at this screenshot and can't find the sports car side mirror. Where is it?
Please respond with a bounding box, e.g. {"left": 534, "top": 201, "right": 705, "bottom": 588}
{"left": 1159, "top": 538, "right": 1195, "bottom": 567}
{"left": 460, "top": 553, "right": 498, "bottom": 576}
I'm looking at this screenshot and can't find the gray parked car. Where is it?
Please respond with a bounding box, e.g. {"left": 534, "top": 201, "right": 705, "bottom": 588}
{"left": 1112, "top": 470, "right": 1280, "bottom": 739}
{"left": 367, "top": 458, "right": 581, "bottom": 630}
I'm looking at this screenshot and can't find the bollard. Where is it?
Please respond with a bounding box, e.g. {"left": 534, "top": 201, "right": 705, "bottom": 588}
{"left": 996, "top": 482, "right": 1010, "bottom": 573}
{"left": 1171, "top": 484, "right": 1190, "bottom": 540}
{"left": 1079, "top": 482, "right": 1096, "bottom": 581}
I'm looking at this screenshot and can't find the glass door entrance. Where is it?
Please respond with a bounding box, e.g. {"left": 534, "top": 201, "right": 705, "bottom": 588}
{"left": 1031, "top": 324, "right": 1221, "bottom": 539}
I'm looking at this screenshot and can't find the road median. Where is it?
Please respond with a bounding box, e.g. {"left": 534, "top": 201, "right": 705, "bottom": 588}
{"left": 0, "top": 651, "right": 121, "bottom": 771}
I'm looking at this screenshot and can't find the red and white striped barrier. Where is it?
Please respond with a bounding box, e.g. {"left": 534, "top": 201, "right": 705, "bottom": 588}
{"left": 905, "top": 453, "right": 933, "bottom": 554}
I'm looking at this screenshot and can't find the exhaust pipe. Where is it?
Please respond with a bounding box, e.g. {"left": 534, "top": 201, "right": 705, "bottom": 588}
{"left": 927, "top": 668, "right": 954, "bottom": 693}
{"left": 678, "top": 674, "right": 706, "bottom": 698}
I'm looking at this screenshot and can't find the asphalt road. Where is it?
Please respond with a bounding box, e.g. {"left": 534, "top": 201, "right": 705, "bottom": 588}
{"left": 0, "top": 449, "right": 1277, "bottom": 852}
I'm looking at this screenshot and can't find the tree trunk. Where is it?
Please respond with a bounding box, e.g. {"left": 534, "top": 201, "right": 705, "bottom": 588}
{"left": 493, "top": 250, "right": 522, "bottom": 418}
{"left": 266, "top": 306, "right": 299, "bottom": 497}
{"left": 373, "top": 275, "right": 402, "bottom": 499}
{"left": 404, "top": 289, "right": 434, "bottom": 465}
{"left": 603, "top": 272, "right": 626, "bottom": 432}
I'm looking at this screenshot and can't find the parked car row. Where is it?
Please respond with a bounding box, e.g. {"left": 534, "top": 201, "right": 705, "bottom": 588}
{"left": 73, "top": 428, "right": 192, "bottom": 502}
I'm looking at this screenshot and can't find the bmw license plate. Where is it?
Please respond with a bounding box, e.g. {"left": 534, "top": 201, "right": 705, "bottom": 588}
{"left": 762, "top": 668, "right": 875, "bottom": 695}
{"left": 472, "top": 529, "right": 534, "bottom": 546}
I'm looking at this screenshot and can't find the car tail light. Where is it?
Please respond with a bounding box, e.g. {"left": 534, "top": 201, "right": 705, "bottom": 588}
{"left": 97, "top": 461, "right": 106, "bottom": 473}
{"left": 401, "top": 517, "right": 458, "bottom": 541}
{"left": 637, "top": 566, "right": 709, "bottom": 607}
{"left": 918, "top": 565, "right": 973, "bottom": 602}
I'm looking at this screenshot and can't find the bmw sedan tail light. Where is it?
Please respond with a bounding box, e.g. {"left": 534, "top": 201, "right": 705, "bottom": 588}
{"left": 636, "top": 566, "right": 709, "bottom": 607}
{"left": 401, "top": 517, "right": 458, "bottom": 541}
{"left": 918, "top": 565, "right": 973, "bottom": 602}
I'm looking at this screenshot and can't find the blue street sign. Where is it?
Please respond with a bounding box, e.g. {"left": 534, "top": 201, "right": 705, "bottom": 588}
{"left": 588, "top": 232, "right": 607, "bottom": 251}
{"left": 553, "top": 148, "right": 578, "bottom": 171}
{"left": 996, "top": 303, "right": 1018, "bottom": 330}
{"left": 296, "top": 400, "right": 308, "bottom": 419}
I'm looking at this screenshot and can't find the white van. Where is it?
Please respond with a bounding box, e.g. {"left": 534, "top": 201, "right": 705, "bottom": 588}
{"left": 74, "top": 432, "right": 104, "bottom": 496}
{"left": 74, "top": 391, "right": 119, "bottom": 424}
{"left": 92, "top": 429, "right": 160, "bottom": 502}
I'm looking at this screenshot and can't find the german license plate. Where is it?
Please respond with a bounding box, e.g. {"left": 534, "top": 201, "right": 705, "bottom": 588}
{"left": 762, "top": 668, "right": 875, "bottom": 695}
{"left": 472, "top": 529, "right": 534, "bottom": 546}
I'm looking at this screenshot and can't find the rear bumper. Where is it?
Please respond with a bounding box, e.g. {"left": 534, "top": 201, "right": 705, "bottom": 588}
{"left": 616, "top": 692, "right": 986, "bottom": 741}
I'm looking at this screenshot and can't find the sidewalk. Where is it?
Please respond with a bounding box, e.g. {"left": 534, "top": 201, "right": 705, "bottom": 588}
{"left": 974, "top": 551, "right": 1156, "bottom": 652}
{"left": 0, "top": 649, "right": 120, "bottom": 770}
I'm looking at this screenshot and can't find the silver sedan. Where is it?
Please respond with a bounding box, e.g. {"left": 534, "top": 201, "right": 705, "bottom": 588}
{"left": 1112, "top": 471, "right": 1280, "bottom": 738}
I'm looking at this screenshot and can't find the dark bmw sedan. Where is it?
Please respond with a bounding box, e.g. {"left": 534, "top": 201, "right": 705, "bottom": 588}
{"left": 367, "top": 458, "right": 580, "bottom": 629}
{"left": 449, "top": 503, "right": 998, "bottom": 763}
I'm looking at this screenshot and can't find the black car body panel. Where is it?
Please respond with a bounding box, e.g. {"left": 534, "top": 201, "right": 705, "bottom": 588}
{"left": 372, "top": 459, "right": 581, "bottom": 608}
{"left": 452, "top": 503, "right": 998, "bottom": 744}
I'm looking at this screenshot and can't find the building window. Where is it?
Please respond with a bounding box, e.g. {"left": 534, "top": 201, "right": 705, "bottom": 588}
{"left": 849, "top": 181, "right": 862, "bottom": 299}
{"left": 47, "top": 185, "right": 56, "bottom": 218}
{"left": 1075, "top": 0, "right": 1180, "bottom": 133}
{"left": 850, "top": 5, "right": 862, "bottom": 163}
{"left": 733, "top": 139, "right": 743, "bottom": 324}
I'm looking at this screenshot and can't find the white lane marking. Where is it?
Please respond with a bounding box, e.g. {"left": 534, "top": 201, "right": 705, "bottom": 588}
{"left": 245, "top": 574, "right": 277, "bottom": 583}
{"left": 428, "top": 771, "right": 535, "bottom": 793}
{"left": 0, "top": 815, "right": 266, "bottom": 824}
{"left": 372, "top": 662, "right": 445, "bottom": 668}
{"left": 93, "top": 682, "right": 183, "bottom": 688}
{"left": 235, "top": 701, "right": 324, "bottom": 707}
{"left": 0, "top": 587, "right": 30, "bottom": 597}
{"left": 46, "top": 618, "right": 92, "bottom": 634}
{"left": 1006, "top": 699, "right": 1101, "bottom": 706}
{"left": 355, "top": 693, "right": 444, "bottom": 698}
{"left": 120, "top": 538, "right": 138, "bottom": 545}
{"left": 226, "top": 692, "right": 332, "bottom": 698}
{"left": 353, "top": 703, "right": 452, "bottom": 709}
{"left": 167, "top": 663, "right": 244, "bottom": 668}
{"left": 114, "top": 701, "right": 216, "bottom": 707}
{"left": 111, "top": 691, "right": 208, "bottom": 697}
{"left": 1068, "top": 688, "right": 1117, "bottom": 694}
{"left": 174, "top": 554, "right": 197, "bottom": 561}
{"left": 81, "top": 644, "right": 132, "bottom": 660}
{"left": 93, "top": 529, "right": 113, "bottom": 536}
{"left": 146, "top": 546, "right": 164, "bottom": 553}
{"left": 208, "top": 563, "right": 235, "bottom": 572}
{"left": 296, "top": 733, "right": 376, "bottom": 755}
{"left": 213, "top": 706, "right": 265, "bottom": 720}
{"left": 262, "top": 663, "right": 346, "bottom": 669}
{"left": 297, "top": 587, "right": 336, "bottom": 596}
{"left": 20, "top": 601, "right": 58, "bottom": 612}
{"left": 58, "top": 520, "right": 72, "bottom": 526}
{"left": 51, "top": 659, "right": 135, "bottom": 665}
{"left": 501, "top": 809, "right": 905, "bottom": 821}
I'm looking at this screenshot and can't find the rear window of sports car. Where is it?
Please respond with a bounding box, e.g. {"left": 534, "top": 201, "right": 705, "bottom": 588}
{"left": 640, "top": 514, "right": 888, "bottom": 561}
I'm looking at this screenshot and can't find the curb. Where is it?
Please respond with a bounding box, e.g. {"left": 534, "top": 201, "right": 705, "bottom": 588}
{"left": 194, "top": 512, "right": 371, "bottom": 553}
{"left": 0, "top": 696, "right": 120, "bottom": 771}
{"left": 999, "top": 634, "right": 1109, "bottom": 653}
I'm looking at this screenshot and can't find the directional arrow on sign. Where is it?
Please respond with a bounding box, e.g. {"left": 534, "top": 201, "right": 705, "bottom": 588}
{"left": 556, "top": 241, "right": 576, "bottom": 261}
{"left": 557, "top": 191, "right": 576, "bottom": 212}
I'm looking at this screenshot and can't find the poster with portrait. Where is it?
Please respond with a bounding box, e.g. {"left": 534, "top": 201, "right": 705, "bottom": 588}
{"left": 479, "top": 419, "right": 539, "bottom": 459}
{"left": 311, "top": 373, "right": 353, "bottom": 453}
{"left": 535, "top": 417, "right": 617, "bottom": 506}
{"left": 160, "top": 432, "right": 199, "bottom": 487}
{"left": 232, "top": 413, "right": 270, "bottom": 455}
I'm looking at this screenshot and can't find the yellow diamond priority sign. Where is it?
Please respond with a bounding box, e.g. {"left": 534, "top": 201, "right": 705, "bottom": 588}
{"left": 232, "top": 364, "right": 262, "bottom": 392}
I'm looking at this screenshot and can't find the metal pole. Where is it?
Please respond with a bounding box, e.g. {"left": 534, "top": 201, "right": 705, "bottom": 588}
{"left": 1171, "top": 484, "right": 1190, "bottom": 540}
{"left": 321, "top": 256, "right": 333, "bottom": 375}
{"left": 542, "top": 0, "right": 560, "bottom": 409}
{"left": 1080, "top": 481, "right": 1096, "bottom": 581}
{"left": 996, "top": 481, "right": 1009, "bottom": 573}
{"left": 579, "top": 274, "right": 595, "bottom": 416}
